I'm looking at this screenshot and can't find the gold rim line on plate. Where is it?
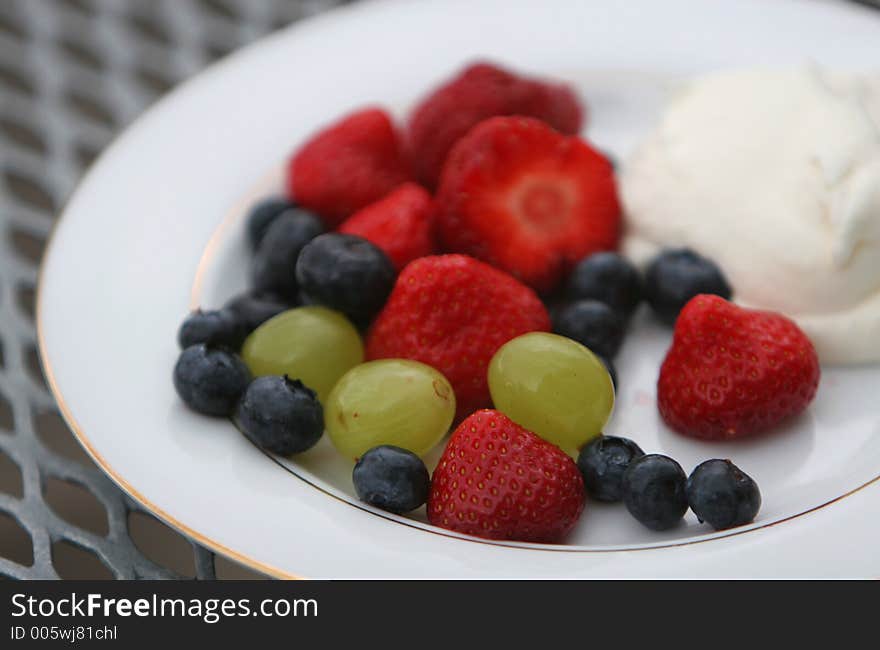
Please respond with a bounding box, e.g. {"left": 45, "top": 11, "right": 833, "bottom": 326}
{"left": 36, "top": 151, "right": 880, "bottom": 575}
{"left": 183, "top": 169, "right": 880, "bottom": 558}
{"left": 35, "top": 156, "right": 300, "bottom": 579}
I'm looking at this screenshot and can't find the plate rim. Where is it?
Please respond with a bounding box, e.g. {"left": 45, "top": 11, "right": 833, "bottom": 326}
{"left": 36, "top": 0, "right": 880, "bottom": 578}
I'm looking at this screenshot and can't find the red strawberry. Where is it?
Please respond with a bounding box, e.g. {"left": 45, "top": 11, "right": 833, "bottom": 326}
{"left": 407, "top": 62, "right": 584, "bottom": 188}
{"left": 428, "top": 409, "right": 585, "bottom": 543}
{"left": 658, "top": 295, "right": 820, "bottom": 440}
{"left": 434, "top": 116, "right": 620, "bottom": 293}
{"left": 338, "top": 183, "right": 434, "bottom": 270}
{"left": 287, "top": 108, "right": 412, "bottom": 227}
{"left": 366, "top": 254, "right": 550, "bottom": 420}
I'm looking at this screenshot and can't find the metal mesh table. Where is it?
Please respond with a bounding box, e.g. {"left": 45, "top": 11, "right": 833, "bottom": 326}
{"left": 0, "top": 0, "right": 348, "bottom": 580}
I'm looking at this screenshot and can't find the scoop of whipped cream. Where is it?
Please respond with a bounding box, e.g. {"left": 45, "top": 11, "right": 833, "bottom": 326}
{"left": 621, "top": 66, "right": 880, "bottom": 365}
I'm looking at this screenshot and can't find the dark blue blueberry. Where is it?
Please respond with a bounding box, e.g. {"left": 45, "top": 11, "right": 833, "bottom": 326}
{"left": 247, "top": 197, "right": 296, "bottom": 250}
{"left": 622, "top": 454, "right": 688, "bottom": 531}
{"left": 577, "top": 435, "right": 643, "bottom": 502}
{"left": 553, "top": 299, "right": 626, "bottom": 359}
{"left": 644, "top": 248, "right": 732, "bottom": 325}
{"left": 177, "top": 309, "right": 248, "bottom": 350}
{"left": 687, "top": 459, "right": 761, "bottom": 531}
{"left": 235, "top": 375, "right": 323, "bottom": 455}
{"left": 566, "top": 252, "right": 641, "bottom": 317}
{"left": 296, "top": 233, "right": 395, "bottom": 325}
{"left": 224, "top": 290, "right": 294, "bottom": 334}
{"left": 252, "top": 209, "right": 324, "bottom": 302}
{"left": 173, "top": 344, "right": 250, "bottom": 416}
{"left": 352, "top": 445, "right": 430, "bottom": 514}
{"left": 598, "top": 354, "right": 617, "bottom": 390}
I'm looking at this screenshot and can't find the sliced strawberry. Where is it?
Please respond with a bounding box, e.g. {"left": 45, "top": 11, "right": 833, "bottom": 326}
{"left": 338, "top": 183, "right": 435, "bottom": 271}
{"left": 287, "top": 107, "right": 412, "bottom": 227}
{"left": 407, "top": 62, "right": 584, "bottom": 188}
{"left": 435, "top": 116, "right": 620, "bottom": 294}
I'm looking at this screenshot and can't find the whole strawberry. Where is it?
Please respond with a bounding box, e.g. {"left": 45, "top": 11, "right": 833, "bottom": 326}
{"left": 407, "top": 62, "right": 583, "bottom": 188}
{"left": 287, "top": 108, "right": 412, "bottom": 227}
{"left": 658, "top": 295, "right": 820, "bottom": 440}
{"left": 428, "top": 410, "right": 585, "bottom": 543}
{"left": 435, "top": 116, "right": 620, "bottom": 293}
{"left": 338, "top": 183, "right": 435, "bottom": 271}
{"left": 366, "top": 255, "right": 550, "bottom": 421}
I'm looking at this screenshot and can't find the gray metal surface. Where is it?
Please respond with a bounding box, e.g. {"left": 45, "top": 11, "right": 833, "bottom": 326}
{"left": 0, "top": 0, "right": 347, "bottom": 580}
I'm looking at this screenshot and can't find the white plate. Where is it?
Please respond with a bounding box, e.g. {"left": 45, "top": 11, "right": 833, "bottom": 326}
{"left": 38, "top": 0, "right": 880, "bottom": 578}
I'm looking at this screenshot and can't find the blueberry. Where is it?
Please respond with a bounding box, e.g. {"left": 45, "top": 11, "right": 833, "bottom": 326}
{"left": 566, "top": 252, "right": 641, "bottom": 317}
{"left": 553, "top": 299, "right": 626, "bottom": 359}
{"left": 224, "top": 290, "right": 294, "bottom": 334}
{"left": 296, "top": 233, "right": 395, "bottom": 325}
{"left": 177, "top": 309, "right": 248, "bottom": 350}
{"left": 252, "top": 209, "right": 324, "bottom": 301}
{"left": 247, "top": 197, "right": 297, "bottom": 250}
{"left": 577, "top": 435, "right": 643, "bottom": 502}
{"left": 644, "top": 248, "right": 732, "bottom": 325}
{"left": 235, "top": 375, "right": 323, "bottom": 455}
{"left": 687, "top": 459, "right": 761, "bottom": 531}
{"left": 621, "top": 454, "right": 688, "bottom": 531}
{"left": 173, "top": 344, "right": 250, "bottom": 416}
{"left": 352, "top": 445, "right": 430, "bottom": 514}
{"left": 598, "top": 355, "right": 617, "bottom": 390}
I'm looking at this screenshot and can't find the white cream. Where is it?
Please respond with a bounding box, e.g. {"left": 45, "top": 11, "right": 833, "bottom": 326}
{"left": 621, "top": 66, "right": 880, "bottom": 365}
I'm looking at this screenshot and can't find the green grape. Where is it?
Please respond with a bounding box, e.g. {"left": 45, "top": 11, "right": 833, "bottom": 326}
{"left": 326, "top": 359, "right": 455, "bottom": 460}
{"left": 241, "top": 306, "right": 363, "bottom": 403}
{"left": 488, "top": 332, "right": 614, "bottom": 456}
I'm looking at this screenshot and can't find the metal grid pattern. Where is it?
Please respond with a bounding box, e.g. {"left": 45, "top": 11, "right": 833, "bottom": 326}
{"left": 0, "top": 0, "right": 348, "bottom": 580}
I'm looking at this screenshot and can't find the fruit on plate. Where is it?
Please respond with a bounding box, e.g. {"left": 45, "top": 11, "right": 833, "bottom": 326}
{"left": 644, "top": 248, "right": 732, "bottom": 325}
{"left": 434, "top": 115, "right": 620, "bottom": 293}
{"left": 687, "top": 459, "right": 761, "bottom": 531}
{"left": 172, "top": 62, "right": 800, "bottom": 545}
{"left": 326, "top": 359, "right": 455, "bottom": 459}
{"left": 287, "top": 107, "right": 412, "bottom": 226}
{"left": 338, "top": 183, "right": 435, "bottom": 271}
{"left": 245, "top": 196, "right": 298, "bottom": 250}
{"left": 366, "top": 254, "right": 550, "bottom": 420}
{"left": 240, "top": 306, "right": 363, "bottom": 403}
{"left": 427, "top": 409, "right": 585, "bottom": 543}
{"left": 296, "top": 233, "right": 396, "bottom": 326}
{"left": 488, "top": 332, "right": 614, "bottom": 455}
{"left": 177, "top": 309, "right": 249, "bottom": 351}
{"left": 621, "top": 454, "right": 688, "bottom": 531}
{"left": 173, "top": 344, "right": 251, "bottom": 417}
{"left": 224, "top": 290, "right": 295, "bottom": 334}
{"left": 565, "top": 252, "right": 642, "bottom": 318}
{"left": 407, "top": 61, "right": 583, "bottom": 188}
{"left": 577, "top": 435, "right": 645, "bottom": 502}
{"left": 657, "top": 294, "right": 820, "bottom": 440}
{"left": 252, "top": 209, "right": 324, "bottom": 302}
{"left": 235, "top": 375, "right": 324, "bottom": 455}
{"left": 353, "top": 445, "right": 431, "bottom": 514}
{"left": 552, "top": 299, "right": 626, "bottom": 359}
